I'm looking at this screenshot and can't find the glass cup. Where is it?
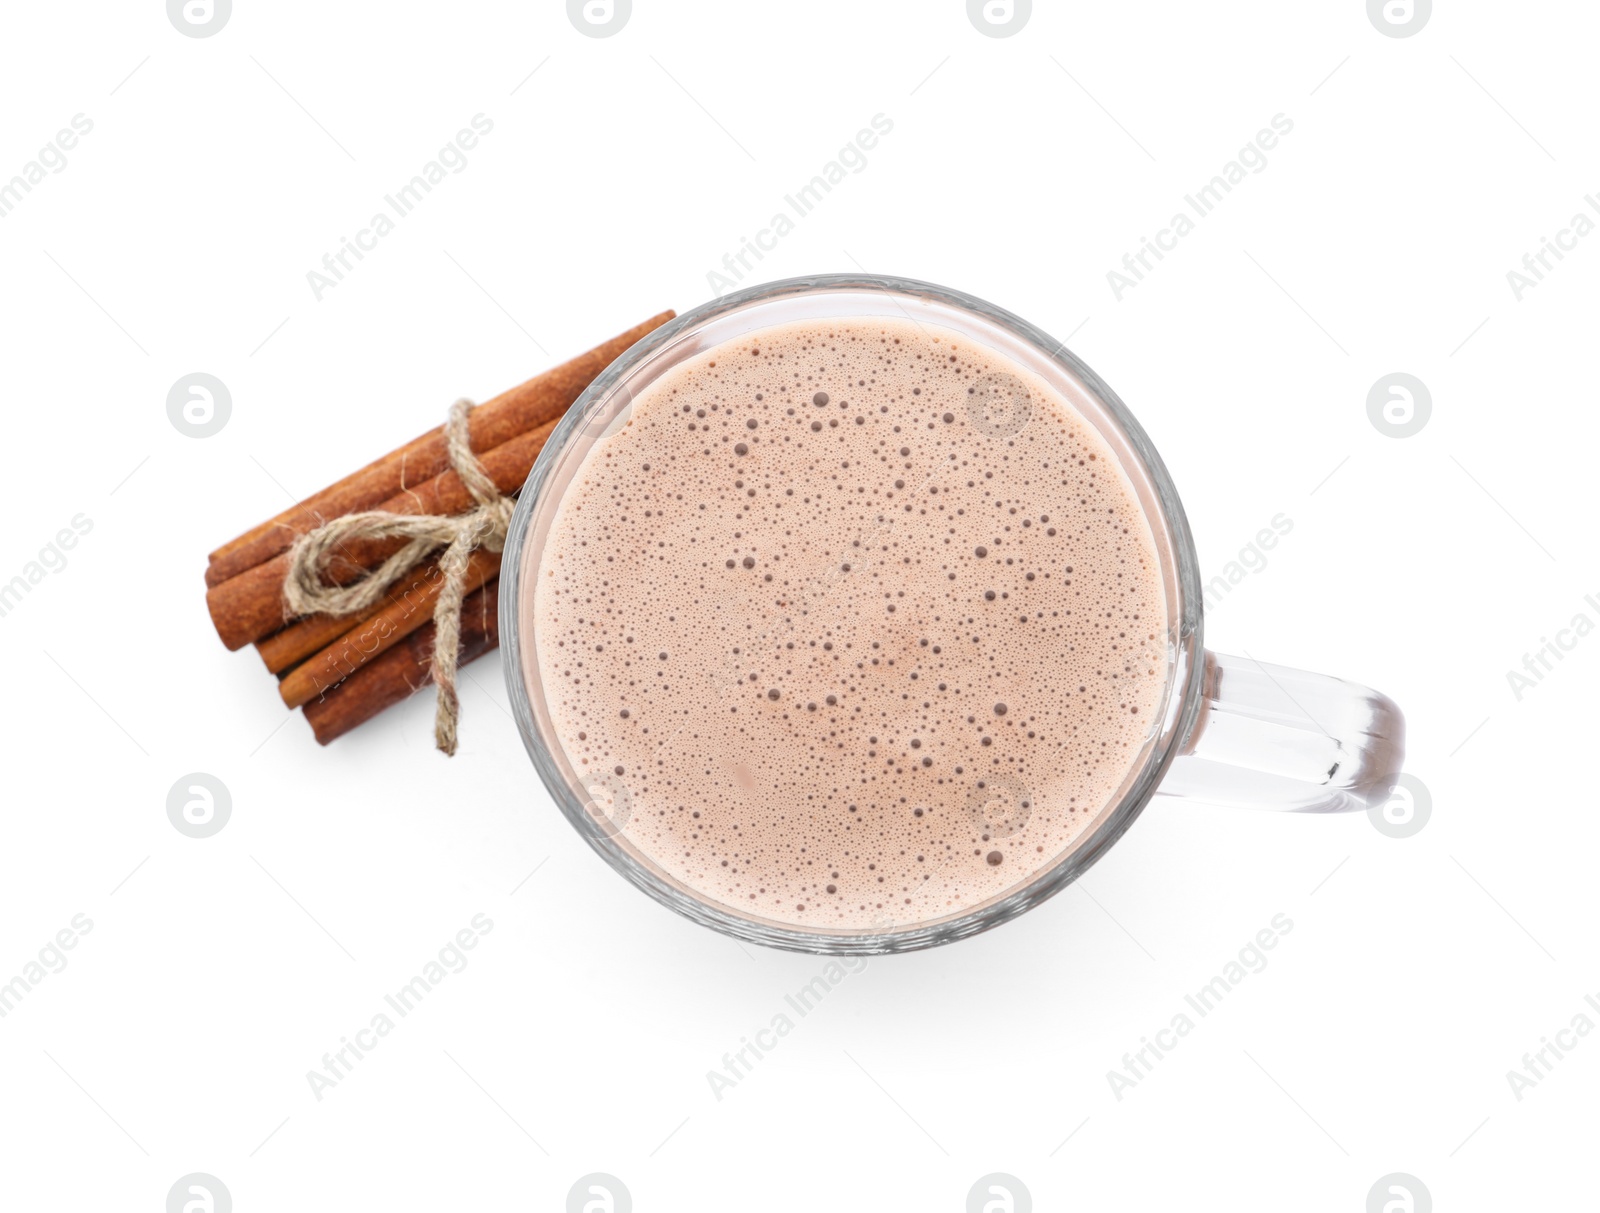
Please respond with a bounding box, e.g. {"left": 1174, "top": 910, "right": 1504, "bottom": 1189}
{"left": 501, "top": 274, "right": 1405, "bottom": 954}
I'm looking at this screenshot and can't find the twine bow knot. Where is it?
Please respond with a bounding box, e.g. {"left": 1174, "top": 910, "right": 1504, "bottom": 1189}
{"left": 284, "top": 398, "right": 510, "bottom": 755}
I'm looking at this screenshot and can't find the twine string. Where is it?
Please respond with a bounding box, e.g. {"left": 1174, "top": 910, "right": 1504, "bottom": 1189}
{"left": 283, "top": 398, "right": 512, "bottom": 755}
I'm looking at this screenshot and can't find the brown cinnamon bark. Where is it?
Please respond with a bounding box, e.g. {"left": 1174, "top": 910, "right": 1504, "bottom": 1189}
{"left": 205, "top": 310, "right": 673, "bottom": 585}
{"left": 256, "top": 560, "right": 440, "bottom": 674}
{"left": 206, "top": 419, "right": 553, "bottom": 650}
{"left": 302, "top": 580, "right": 500, "bottom": 745}
{"left": 279, "top": 549, "right": 500, "bottom": 708}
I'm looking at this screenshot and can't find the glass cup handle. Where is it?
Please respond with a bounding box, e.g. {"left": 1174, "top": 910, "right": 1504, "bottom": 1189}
{"left": 1158, "top": 651, "right": 1406, "bottom": 813}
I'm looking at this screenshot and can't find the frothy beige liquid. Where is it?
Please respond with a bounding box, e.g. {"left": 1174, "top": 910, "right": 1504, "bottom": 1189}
{"left": 533, "top": 317, "right": 1167, "bottom": 931}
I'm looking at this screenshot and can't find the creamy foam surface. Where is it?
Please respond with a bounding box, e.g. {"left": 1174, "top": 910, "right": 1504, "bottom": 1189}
{"left": 532, "top": 317, "right": 1167, "bottom": 931}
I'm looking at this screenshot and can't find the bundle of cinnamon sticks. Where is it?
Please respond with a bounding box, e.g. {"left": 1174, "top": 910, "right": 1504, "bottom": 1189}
{"left": 205, "top": 311, "right": 674, "bottom": 745}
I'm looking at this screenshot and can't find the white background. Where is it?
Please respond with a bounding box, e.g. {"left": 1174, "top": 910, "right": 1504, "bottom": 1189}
{"left": 1, "top": 1, "right": 1595, "bottom": 1209}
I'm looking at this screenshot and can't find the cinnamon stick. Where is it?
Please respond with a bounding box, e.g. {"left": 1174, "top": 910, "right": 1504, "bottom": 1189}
{"left": 279, "top": 549, "right": 500, "bottom": 708}
{"left": 257, "top": 560, "right": 441, "bottom": 674}
{"left": 205, "top": 311, "right": 674, "bottom": 586}
{"left": 302, "top": 579, "right": 500, "bottom": 745}
{"left": 206, "top": 419, "right": 553, "bottom": 650}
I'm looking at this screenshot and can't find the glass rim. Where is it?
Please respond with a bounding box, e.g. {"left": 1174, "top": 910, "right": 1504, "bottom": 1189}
{"left": 501, "top": 273, "right": 1206, "bottom": 954}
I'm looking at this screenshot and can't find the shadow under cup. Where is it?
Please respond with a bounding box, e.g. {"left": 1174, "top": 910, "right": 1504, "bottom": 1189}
{"left": 500, "top": 274, "right": 1402, "bottom": 955}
